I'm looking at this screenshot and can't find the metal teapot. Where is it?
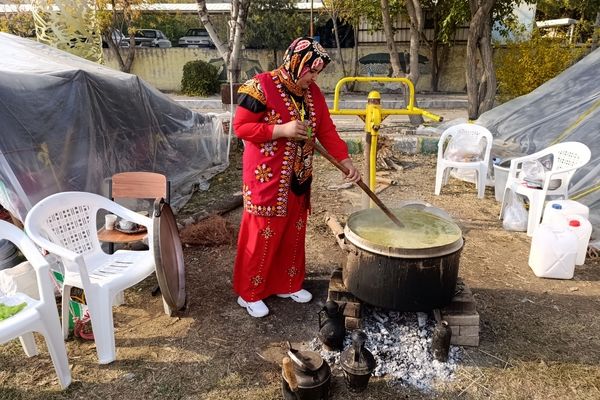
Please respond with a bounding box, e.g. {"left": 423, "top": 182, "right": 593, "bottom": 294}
{"left": 281, "top": 342, "right": 331, "bottom": 400}
{"left": 340, "top": 330, "right": 376, "bottom": 393}
{"left": 317, "top": 301, "right": 345, "bottom": 351}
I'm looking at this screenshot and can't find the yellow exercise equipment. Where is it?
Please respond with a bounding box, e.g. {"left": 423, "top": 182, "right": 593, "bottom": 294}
{"left": 329, "top": 77, "right": 443, "bottom": 208}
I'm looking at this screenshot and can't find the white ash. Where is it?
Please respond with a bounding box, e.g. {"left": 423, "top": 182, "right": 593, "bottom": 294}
{"left": 309, "top": 307, "right": 462, "bottom": 392}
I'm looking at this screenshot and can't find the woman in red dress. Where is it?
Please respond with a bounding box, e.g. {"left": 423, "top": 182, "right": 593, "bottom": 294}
{"left": 233, "top": 37, "right": 360, "bottom": 317}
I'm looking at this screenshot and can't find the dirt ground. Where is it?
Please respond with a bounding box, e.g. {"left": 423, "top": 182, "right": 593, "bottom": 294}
{"left": 2, "top": 129, "right": 600, "bottom": 400}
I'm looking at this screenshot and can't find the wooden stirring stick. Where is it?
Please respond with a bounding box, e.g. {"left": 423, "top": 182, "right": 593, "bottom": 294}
{"left": 313, "top": 142, "right": 405, "bottom": 229}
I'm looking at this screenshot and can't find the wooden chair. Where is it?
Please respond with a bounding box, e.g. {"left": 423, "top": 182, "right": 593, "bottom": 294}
{"left": 98, "top": 172, "right": 170, "bottom": 253}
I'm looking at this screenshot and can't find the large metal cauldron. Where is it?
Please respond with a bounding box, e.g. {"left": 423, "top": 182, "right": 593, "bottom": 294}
{"left": 340, "top": 204, "right": 463, "bottom": 311}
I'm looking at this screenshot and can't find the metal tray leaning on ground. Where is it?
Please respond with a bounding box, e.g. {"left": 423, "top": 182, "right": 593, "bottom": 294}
{"left": 152, "top": 198, "right": 187, "bottom": 316}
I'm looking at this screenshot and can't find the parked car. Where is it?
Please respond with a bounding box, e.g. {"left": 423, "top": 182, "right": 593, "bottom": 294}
{"left": 178, "top": 28, "right": 215, "bottom": 48}
{"left": 134, "top": 29, "right": 172, "bottom": 48}
{"left": 102, "top": 29, "right": 130, "bottom": 48}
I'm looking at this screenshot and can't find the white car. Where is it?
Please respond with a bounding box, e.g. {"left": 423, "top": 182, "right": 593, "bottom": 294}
{"left": 134, "top": 29, "right": 172, "bottom": 48}
{"left": 178, "top": 28, "right": 215, "bottom": 48}
{"left": 102, "top": 29, "right": 130, "bottom": 48}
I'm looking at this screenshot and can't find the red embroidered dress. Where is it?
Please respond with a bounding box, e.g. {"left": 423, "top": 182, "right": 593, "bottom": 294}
{"left": 233, "top": 71, "right": 349, "bottom": 302}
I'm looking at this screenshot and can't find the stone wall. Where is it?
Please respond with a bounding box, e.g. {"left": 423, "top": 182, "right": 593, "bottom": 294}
{"left": 103, "top": 45, "right": 468, "bottom": 94}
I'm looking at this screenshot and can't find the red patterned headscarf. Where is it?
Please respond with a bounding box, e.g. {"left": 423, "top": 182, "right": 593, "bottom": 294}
{"left": 275, "top": 37, "right": 331, "bottom": 97}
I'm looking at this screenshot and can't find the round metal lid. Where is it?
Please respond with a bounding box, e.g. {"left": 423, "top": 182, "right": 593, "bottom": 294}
{"left": 344, "top": 207, "right": 463, "bottom": 259}
{"left": 153, "top": 198, "right": 186, "bottom": 311}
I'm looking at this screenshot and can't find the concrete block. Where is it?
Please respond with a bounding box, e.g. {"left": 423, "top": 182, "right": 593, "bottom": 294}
{"left": 450, "top": 325, "right": 460, "bottom": 337}
{"left": 328, "top": 290, "right": 361, "bottom": 303}
{"left": 392, "top": 137, "right": 419, "bottom": 154}
{"left": 340, "top": 301, "right": 362, "bottom": 318}
{"left": 451, "top": 335, "right": 479, "bottom": 347}
{"left": 345, "top": 139, "right": 363, "bottom": 155}
{"left": 419, "top": 137, "right": 439, "bottom": 154}
{"left": 345, "top": 316, "right": 362, "bottom": 331}
{"left": 442, "top": 311, "right": 479, "bottom": 326}
{"left": 459, "top": 325, "right": 479, "bottom": 336}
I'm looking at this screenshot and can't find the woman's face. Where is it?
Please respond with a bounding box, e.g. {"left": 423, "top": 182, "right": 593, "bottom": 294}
{"left": 296, "top": 65, "right": 324, "bottom": 89}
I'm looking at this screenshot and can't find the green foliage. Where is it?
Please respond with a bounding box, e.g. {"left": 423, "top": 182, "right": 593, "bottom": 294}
{"left": 536, "top": 0, "right": 600, "bottom": 43}
{"left": 326, "top": 0, "right": 403, "bottom": 31}
{"left": 0, "top": 10, "right": 35, "bottom": 37}
{"left": 244, "top": 0, "right": 308, "bottom": 50}
{"left": 495, "top": 33, "right": 586, "bottom": 102}
{"left": 181, "top": 60, "right": 220, "bottom": 96}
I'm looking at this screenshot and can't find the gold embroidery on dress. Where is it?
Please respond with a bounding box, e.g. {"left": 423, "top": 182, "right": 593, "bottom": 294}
{"left": 238, "top": 78, "right": 266, "bottom": 105}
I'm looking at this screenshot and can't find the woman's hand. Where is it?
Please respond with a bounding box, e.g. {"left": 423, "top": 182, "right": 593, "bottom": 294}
{"left": 340, "top": 159, "right": 361, "bottom": 183}
{"left": 272, "top": 120, "right": 309, "bottom": 140}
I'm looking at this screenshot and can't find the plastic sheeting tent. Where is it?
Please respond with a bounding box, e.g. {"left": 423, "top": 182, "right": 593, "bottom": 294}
{"left": 477, "top": 47, "right": 600, "bottom": 237}
{"left": 0, "top": 33, "right": 229, "bottom": 221}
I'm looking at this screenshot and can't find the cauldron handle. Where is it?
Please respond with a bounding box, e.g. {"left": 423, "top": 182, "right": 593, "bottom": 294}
{"left": 324, "top": 213, "right": 352, "bottom": 252}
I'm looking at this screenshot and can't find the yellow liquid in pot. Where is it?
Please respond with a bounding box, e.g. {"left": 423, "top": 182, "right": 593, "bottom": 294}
{"left": 350, "top": 208, "right": 461, "bottom": 249}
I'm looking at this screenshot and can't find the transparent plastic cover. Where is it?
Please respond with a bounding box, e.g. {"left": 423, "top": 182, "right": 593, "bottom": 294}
{"left": 0, "top": 33, "right": 229, "bottom": 221}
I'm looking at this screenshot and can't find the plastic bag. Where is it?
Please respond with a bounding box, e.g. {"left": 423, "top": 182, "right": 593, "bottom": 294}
{"left": 444, "top": 134, "right": 485, "bottom": 162}
{"left": 502, "top": 191, "right": 528, "bottom": 232}
{"left": 521, "top": 160, "right": 546, "bottom": 188}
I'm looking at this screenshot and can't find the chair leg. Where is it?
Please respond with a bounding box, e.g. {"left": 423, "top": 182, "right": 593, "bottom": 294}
{"left": 61, "top": 285, "right": 71, "bottom": 340}
{"left": 113, "top": 291, "right": 125, "bottom": 307}
{"left": 499, "top": 187, "right": 511, "bottom": 220}
{"left": 86, "top": 292, "right": 116, "bottom": 364}
{"left": 526, "top": 196, "right": 544, "bottom": 237}
{"left": 39, "top": 316, "right": 72, "bottom": 389}
{"left": 477, "top": 168, "right": 486, "bottom": 199}
{"left": 18, "top": 332, "right": 38, "bottom": 357}
{"left": 434, "top": 166, "right": 445, "bottom": 195}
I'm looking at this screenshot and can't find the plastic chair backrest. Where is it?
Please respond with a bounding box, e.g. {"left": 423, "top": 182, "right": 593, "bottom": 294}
{"left": 28, "top": 195, "right": 100, "bottom": 257}
{"left": 438, "top": 123, "right": 493, "bottom": 163}
{"left": 110, "top": 172, "right": 170, "bottom": 204}
{"left": 0, "top": 221, "right": 53, "bottom": 303}
{"left": 549, "top": 142, "right": 591, "bottom": 172}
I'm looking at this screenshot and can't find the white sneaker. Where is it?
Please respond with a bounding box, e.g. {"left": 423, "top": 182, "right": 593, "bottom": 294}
{"left": 276, "top": 289, "right": 312, "bottom": 303}
{"left": 237, "top": 297, "right": 269, "bottom": 318}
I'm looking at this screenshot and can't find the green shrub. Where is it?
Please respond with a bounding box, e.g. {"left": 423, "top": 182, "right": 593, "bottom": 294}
{"left": 181, "top": 60, "right": 220, "bottom": 96}
{"left": 495, "top": 33, "right": 586, "bottom": 103}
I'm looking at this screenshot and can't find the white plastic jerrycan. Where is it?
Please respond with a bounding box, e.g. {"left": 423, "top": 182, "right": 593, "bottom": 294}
{"left": 529, "top": 224, "right": 577, "bottom": 279}
{"left": 566, "top": 215, "right": 592, "bottom": 266}
{"left": 542, "top": 200, "right": 589, "bottom": 226}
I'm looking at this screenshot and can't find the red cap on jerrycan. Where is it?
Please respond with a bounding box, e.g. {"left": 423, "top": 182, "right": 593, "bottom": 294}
{"left": 569, "top": 220, "right": 581, "bottom": 227}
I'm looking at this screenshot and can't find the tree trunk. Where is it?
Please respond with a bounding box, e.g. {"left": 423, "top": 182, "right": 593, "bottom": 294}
{"left": 349, "top": 17, "right": 359, "bottom": 92}
{"left": 478, "top": 17, "right": 496, "bottom": 114}
{"left": 196, "top": 0, "right": 250, "bottom": 83}
{"left": 196, "top": 0, "right": 230, "bottom": 60}
{"left": 331, "top": 14, "right": 348, "bottom": 77}
{"left": 229, "top": 0, "right": 250, "bottom": 83}
{"left": 466, "top": 0, "right": 496, "bottom": 120}
{"left": 405, "top": 0, "right": 424, "bottom": 124}
{"left": 430, "top": 5, "right": 439, "bottom": 92}
{"left": 380, "top": 0, "right": 402, "bottom": 77}
{"left": 106, "top": 0, "right": 135, "bottom": 73}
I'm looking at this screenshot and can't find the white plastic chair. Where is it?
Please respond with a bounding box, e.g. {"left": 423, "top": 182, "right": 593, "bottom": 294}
{"left": 434, "top": 123, "right": 493, "bottom": 199}
{"left": 24, "top": 191, "right": 156, "bottom": 364}
{"left": 499, "top": 142, "right": 591, "bottom": 236}
{"left": 0, "top": 220, "right": 71, "bottom": 389}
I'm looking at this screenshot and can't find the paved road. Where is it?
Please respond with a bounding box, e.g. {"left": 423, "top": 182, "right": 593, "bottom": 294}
{"left": 171, "top": 92, "right": 468, "bottom": 136}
